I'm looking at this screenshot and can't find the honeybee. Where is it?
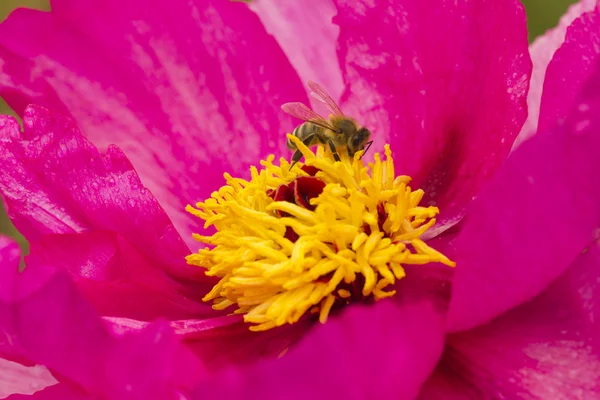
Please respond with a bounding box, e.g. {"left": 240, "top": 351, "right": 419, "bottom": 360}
{"left": 282, "top": 81, "right": 372, "bottom": 167}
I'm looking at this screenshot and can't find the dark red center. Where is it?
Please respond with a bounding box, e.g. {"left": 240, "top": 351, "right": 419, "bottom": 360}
{"left": 267, "top": 165, "right": 380, "bottom": 310}
{"left": 362, "top": 203, "right": 388, "bottom": 236}
{"left": 267, "top": 166, "right": 326, "bottom": 242}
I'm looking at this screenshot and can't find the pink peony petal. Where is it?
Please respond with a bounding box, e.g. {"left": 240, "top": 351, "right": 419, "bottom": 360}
{"left": 0, "top": 105, "right": 204, "bottom": 286}
{"left": 103, "top": 321, "right": 206, "bottom": 399}
{"left": 26, "top": 231, "right": 214, "bottom": 320}
{"left": 0, "top": 359, "right": 57, "bottom": 398}
{"left": 4, "top": 383, "right": 93, "bottom": 400}
{"left": 514, "top": 0, "right": 598, "bottom": 148}
{"left": 191, "top": 299, "right": 445, "bottom": 399}
{"left": 0, "top": 1, "right": 309, "bottom": 246}
{"left": 333, "top": 0, "right": 531, "bottom": 234}
{"left": 250, "top": 0, "right": 344, "bottom": 102}
{"left": 397, "top": 231, "right": 458, "bottom": 310}
{"left": 177, "top": 317, "right": 310, "bottom": 371}
{"left": 447, "top": 61, "right": 600, "bottom": 332}
{"left": 538, "top": 3, "right": 600, "bottom": 135}
{"left": 0, "top": 235, "right": 206, "bottom": 399}
{"left": 420, "top": 240, "right": 600, "bottom": 399}
{"left": 104, "top": 313, "right": 310, "bottom": 371}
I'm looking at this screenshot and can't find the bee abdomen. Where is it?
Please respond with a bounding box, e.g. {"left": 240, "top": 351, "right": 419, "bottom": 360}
{"left": 287, "top": 122, "right": 320, "bottom": 150}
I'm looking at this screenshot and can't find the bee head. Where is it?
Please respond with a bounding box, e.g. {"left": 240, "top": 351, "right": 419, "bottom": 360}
{"left": 348, "top": 127, "right": 372, "bottom": 155}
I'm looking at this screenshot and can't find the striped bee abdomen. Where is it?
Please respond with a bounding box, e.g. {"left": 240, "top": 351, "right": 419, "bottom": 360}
{"left": 287, "top": 122, "right": 323, "bottom": 150}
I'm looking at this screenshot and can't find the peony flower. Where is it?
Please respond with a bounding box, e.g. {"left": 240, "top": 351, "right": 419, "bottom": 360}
{"left": 0, "top": 0, "right": 599, "bottom": 398}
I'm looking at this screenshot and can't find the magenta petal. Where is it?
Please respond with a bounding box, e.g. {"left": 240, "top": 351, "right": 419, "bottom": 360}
{"left": 0, "top": 236, "right": 205, "bottom": 398}
{"left": 177, "top": 317, "right": 309, "bottom": 371}
{"left": 105, "top": 314, "right": 310, "bottom": 371}
{"left": 0, "top": 238, "right": 111, "bottom": 393}
{"left": 514, "top": 0, "right": 598, "bottom": 148}
{"left": 27, "top": 231, "right": 213, "bottom": 320}
{"left": 0, "top": 1, "right": 309, "bottom": 245}
{"left": 538, "top": 4, "right": 600, "bottom": 134}
{"left": 103, "top": 322, "right": 205, "bottom": 399}
{"left": 0, "top": 359, "right": 56, "bottom": 398}
{"left": 4, "top": 384, "right": 93, "bottom": 400}
{"left": 192, "top": 300, "right": 445, "bottom": 399}
{"left": 250, "top": 0, "right": 344, "bottom": 102}
{"left": 334, "top": 0, "right": 531, "bottom": 232}
{"left": 420, "top": 241, "right": 600, "bottom": 399}
{"left": 0, "top": 106, "right": 202, "bottom": 285}
{"left": 447, "top": 62, "right": 600, "bottom": 332}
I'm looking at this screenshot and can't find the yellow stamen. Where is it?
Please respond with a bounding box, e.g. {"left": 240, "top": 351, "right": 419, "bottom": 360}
{"left": 187, "top": 135, "right": 455, "bottom": 331}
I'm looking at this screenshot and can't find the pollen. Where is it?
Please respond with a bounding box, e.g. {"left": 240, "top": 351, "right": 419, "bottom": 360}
{"left": 186, "top": 135, "right": 455, "bottom": 331}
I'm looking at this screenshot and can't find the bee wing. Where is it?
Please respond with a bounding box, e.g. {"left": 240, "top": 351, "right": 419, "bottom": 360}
{"left": 307, "top": 81, "right": 345, "bottom": 117}
{"left": 281, "top": 102, "right": 335, "bottom": 130}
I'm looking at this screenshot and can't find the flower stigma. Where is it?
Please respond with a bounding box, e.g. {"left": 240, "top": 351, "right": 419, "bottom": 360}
{"left": 186, "top": 135, "right": 455, "bottom": 331}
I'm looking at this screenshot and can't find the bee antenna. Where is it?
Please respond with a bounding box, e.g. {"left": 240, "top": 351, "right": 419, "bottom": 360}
{"left": 359, "top": 141, "right": 374, "bottom": 160}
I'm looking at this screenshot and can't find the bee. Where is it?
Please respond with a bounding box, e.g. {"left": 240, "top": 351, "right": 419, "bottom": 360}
{"left": 282, "top": 81, "right": 373, "bottom": 167}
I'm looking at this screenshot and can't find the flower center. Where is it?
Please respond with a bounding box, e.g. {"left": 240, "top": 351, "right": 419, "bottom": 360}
{"left": 186, "top": 135, "right": 455, "bottom": 331}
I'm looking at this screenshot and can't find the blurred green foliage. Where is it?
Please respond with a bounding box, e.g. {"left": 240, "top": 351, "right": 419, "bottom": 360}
{"left": 0, "top": 0, "right": 582, "bottom": 252}
{"left": 523, "top": 0, "right": 578, "bottom": 40}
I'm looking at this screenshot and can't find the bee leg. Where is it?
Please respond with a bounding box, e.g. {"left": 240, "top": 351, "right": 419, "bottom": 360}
{"left": 290, "top": 149, "right": 303, "bottom": 168}
{"left": 327, "top": 140, "right": 341, "bottom": 162}
{"left": 290, "top": 133, "right": 316, "bottom": 169}
{"left": 359, "top": 141, "right": 374, "bottom": 160}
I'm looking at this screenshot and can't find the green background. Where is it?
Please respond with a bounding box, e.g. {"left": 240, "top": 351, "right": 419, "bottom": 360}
{"left": 0, "top": 0, "right": 579, "bottom": 251}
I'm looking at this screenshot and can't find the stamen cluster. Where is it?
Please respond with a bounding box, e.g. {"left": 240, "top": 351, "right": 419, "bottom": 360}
{"left": 187, "top": 136, "right": 454, "bottom": 331}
